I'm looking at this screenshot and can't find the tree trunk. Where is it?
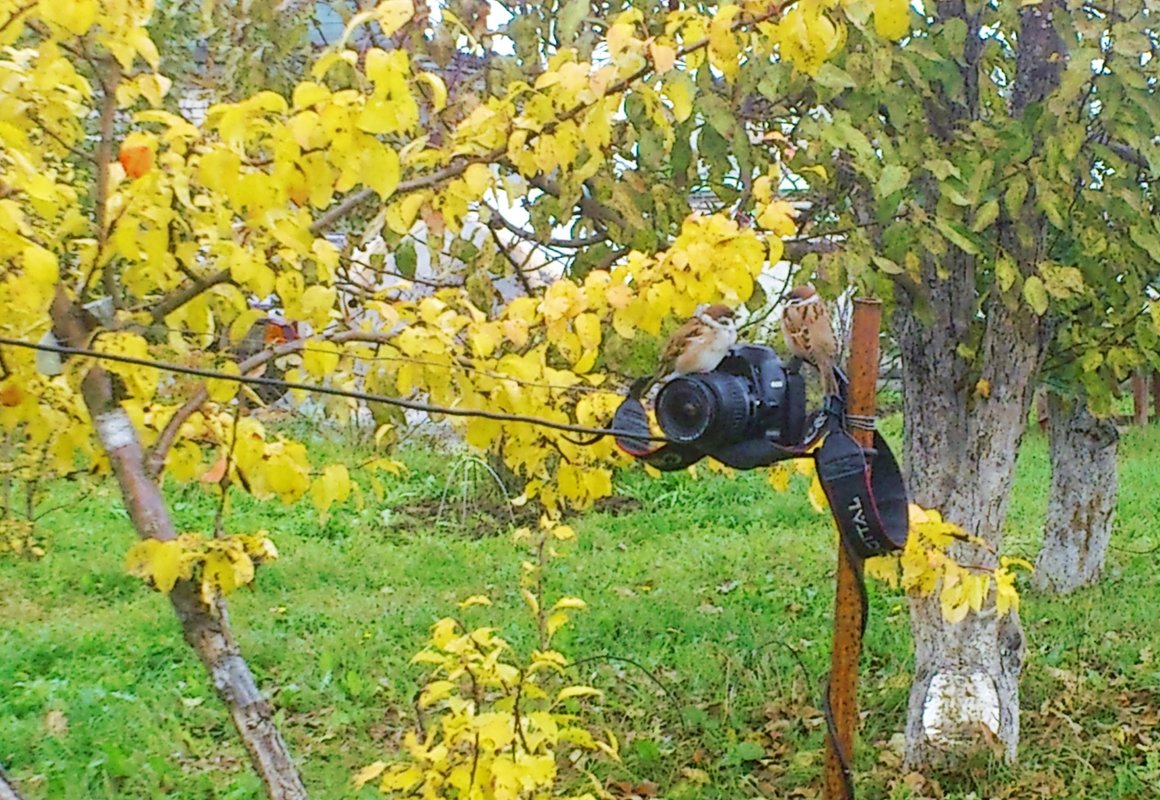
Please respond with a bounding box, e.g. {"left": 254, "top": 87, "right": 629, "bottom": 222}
{"left": 897, "top": 296, "right": 1039, "bottom": 768}
{"left": 50, "top": 291, "right": 308, "bottom": 800}
{"left": 1151, "top": 371, "right": 1160, "bottom": 421}
{"left": 0, "top": 764, "right": 27, "bottom": 800}
{"left": 1032, "top": 393, "right": 1118, "bottom": 594}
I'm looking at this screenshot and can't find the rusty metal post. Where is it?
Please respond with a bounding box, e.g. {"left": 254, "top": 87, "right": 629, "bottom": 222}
{"left": 1132, "top": 371, "right": 1148, "bottom": 425}
{"left": 823, "top": 297, "right": 881, "bottom": 800}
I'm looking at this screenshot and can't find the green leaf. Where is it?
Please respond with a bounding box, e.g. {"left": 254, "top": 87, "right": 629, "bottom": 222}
{"left": 971, "top": 200, "right": 1000, "bottom": 232}
{"left": 1041, "top": 264, "right": 1085, "bottom": 299}
{"left": 995, "top": 256, "right": 1018, "bottom": 292}
{"left": 725, "top": 741, "right": 765, "bottom": 764}
{"left": 936, "top": 218, "right": 982, "bottom": 255}
{"left": 1037, "top": 189, "right": 1066, "bottom": 229}
{"left": 1129, "top": 222, "right": 1160, "bottom": 264}
{"left": 925, "top": 159, "right": 960, "bottom": 181}
{"left": 744, "top": 280, "right": 768, "bottom": 313}
{"left": 815, "top": 63, "right": 857, "bottom": 90}
{"left": 1023, "top": 275, "right": 1049, "bottom": 315}
{"left": 1005, "top": 175, "right": 1029, "bottom": 216}
{"left": 878, "top": 165, "right": 911, "bottom": 198}
{"left": 395, "top": 240, "right": 417, "bottom": 279}
{"left": 1080, "top": 349, "right": 1103, "bottom": 372}
{"left": 872, "top": 255, "right": 904, "bottom": 274}
{"left": 556, "top": 0, "right": 588, "bottom": 44}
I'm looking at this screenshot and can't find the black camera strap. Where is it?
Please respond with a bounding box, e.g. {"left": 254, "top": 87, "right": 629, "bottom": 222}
{"left": 813, "top": 415, "right": 909, "bottom": 558}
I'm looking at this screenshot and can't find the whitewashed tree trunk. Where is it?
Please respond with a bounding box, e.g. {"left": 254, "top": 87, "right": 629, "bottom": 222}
{"left": 51, "top": 293, "right": 309, "bottom": 800}
{"left": 888, "top": 0, "right": 1063, "bottom": 769}
{"left": 1033, "top": 393, "right": 1118, "bottom": 594}
{"left": 0, "top": 764, "right": 26, "bottom": 800}
{"left": 897, "top": 294, "right": 1040, "bottom": 767}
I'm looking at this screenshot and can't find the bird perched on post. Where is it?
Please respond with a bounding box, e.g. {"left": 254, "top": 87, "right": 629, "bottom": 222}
{"left": 638, "top": 304, "right": 737, "bottom": 396}
{"left": 780, "top": 284, "right": 840, "bottom": 397}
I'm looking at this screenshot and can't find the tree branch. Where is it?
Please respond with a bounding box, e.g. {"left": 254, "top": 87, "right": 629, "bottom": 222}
{"left": 94, "top": 61, "right": 122, "bottom": 306}
{"left": 0, "top": 2, "right": 34, "bottom": 39}
{"left": 145, "top": 393, "right": 206, "bottom": 480}
{"left": 150, "top": 269, "right": 233, "bottom": 323}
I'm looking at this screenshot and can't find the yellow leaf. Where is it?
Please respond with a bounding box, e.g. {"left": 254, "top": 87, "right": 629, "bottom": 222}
{"left": 207, "top": 361, "right": 241, "bottom": 403}
{"left": 463, "top": 163, "right": 491, "bottom": 196}
{"left": 552, "top": 597, "right": 586, "bottom": 611}
{"left": 521, "top": 588, "right": 540, "bottom": 615}
{"left": 416, "top": 71, "right": 448, "bottom": 111}
{"left": 551, "top": 524, "right": 576, "bottom": 541}
{"left": 865, "top": 555, "right": 900, "bottom": 588}
{"left": 386, "top": 193, "right": 427, "bottom": 235}
{"left": 756, "top": 200, "right": 798, "bottom": 237}
{"left": 1023, "top": 275, "right": 1049, "bottom": 315}
{"left": 124, "top": 539, "right": 184, "bottom": 592}
{"left": 303, "top": 341, "right": 340, "bottom": 379}
{"left": 767, "top": 463, "right": 790, "bottom": 492}
{"left": 352, "top": 761, "right": 387, "bottom": 790}
{"left": 574, "top": 312, "right": 602, "bottom": 350}
{"left": 458, "top": 594, "right": 492, "bottom": 608}
{"left": 373, "top": 0, "right": 415, "bottom": 36}
{"left": 874, "top": 0, "right": 912, "bottom": 41}
{"left": 418, "top": 680, "right": 455, "bottom": 708}
{"left": 311, "top": 463, "right": 352, "bottom": 516}
{"left": 663, "top": 72, "right": 695, "bottom": 123}
{"left": 430, "top": 617, "right": 459, "bottom": 649}
{"left": 974, "top": 378, "right": 991, "bottom": 399}
{"left": 556, "top": 685, "right": 602, "bottom": 702}
{"left": 546, "top": 610, "right": 570, "bottom": 638}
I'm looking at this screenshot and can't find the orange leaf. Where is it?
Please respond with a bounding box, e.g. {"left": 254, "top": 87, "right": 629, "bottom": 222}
{"left": 119, "top": 144, "right": 154, "bottom": 179}
{"left": 200, "top": 454, "right": 228, "bottom": 484}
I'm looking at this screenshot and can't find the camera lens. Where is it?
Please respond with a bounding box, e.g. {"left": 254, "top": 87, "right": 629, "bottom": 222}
{"left": 656, "top": 373, "right": 751, "bottom": 446}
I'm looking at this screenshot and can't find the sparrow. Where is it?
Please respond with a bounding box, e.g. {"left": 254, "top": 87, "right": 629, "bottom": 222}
{"left": 780, "top": 284, "right": 840, "bottom": 397}
{"left": 640, "top": 304, "right": 738, "bottom": 395}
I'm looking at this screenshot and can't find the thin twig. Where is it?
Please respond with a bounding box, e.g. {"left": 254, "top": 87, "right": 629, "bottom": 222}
{"left": 150, "top": 269, "right": 232, "bottom": 323}
{"left": 146, "top": 394, "right": 206, "bottom": 480}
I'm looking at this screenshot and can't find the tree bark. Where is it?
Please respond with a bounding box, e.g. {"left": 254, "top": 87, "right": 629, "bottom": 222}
{"left": 1033, "top": 393, "right": 1118, "bottom": 594}
{"left": 897, "top": 294, "right": 1038, "bottom": 768}
{"left": 0, "top": 764, "right": 27, "bottom": 800}
{"left": 50, "top": 290, "right": 309, "bottom": 800}
{"left": 1151, "top": 371, "right": 1160, "bottom": 420}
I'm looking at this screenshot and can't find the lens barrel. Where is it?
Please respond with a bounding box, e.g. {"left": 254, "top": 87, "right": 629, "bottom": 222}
{"left": 655, "top": 373, "right": 752, "bottom": 446}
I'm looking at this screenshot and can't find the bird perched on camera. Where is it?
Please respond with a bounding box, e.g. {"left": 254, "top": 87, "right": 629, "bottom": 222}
{"left": 780, "top": 284, "right": 840, "bottom": 398}
{"left": 638, "top": 304, "right": 737, "bottom": 397}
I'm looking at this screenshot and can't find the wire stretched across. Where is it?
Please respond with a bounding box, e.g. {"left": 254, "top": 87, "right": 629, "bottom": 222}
{"left": 150, "top": 323, "right": 610, "bottom": 394}
{"left": 0, "top": 336, "right": 673, "bottom": 444}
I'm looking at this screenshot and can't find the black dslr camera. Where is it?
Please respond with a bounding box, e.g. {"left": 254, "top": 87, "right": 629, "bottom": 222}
{"left": 610, "top": 343, "right": 909, "bottom": 559}
{"left": 613, "top": 344, "right": 820, "bottom": 472}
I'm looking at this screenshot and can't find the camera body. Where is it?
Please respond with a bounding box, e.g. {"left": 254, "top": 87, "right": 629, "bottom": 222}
{"left": 610, "top": 343, "right": 909, "bottom": 558}
{"left": 612, "top": 344, "right": 817, "bottom": 471}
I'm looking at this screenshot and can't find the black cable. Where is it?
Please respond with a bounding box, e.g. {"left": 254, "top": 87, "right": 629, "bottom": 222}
{"left": 0, "top": 336, "right": 675, "bottom": 444}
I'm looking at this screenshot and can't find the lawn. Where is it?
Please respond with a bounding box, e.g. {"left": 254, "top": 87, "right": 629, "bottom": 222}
{"left": 1, "top": 417, "right": 1158, "bottom": 800}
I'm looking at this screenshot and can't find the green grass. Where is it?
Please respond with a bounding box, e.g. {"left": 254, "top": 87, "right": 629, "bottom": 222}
{"left": 1, "top": 418, "right": 1158, "bottom": 799}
